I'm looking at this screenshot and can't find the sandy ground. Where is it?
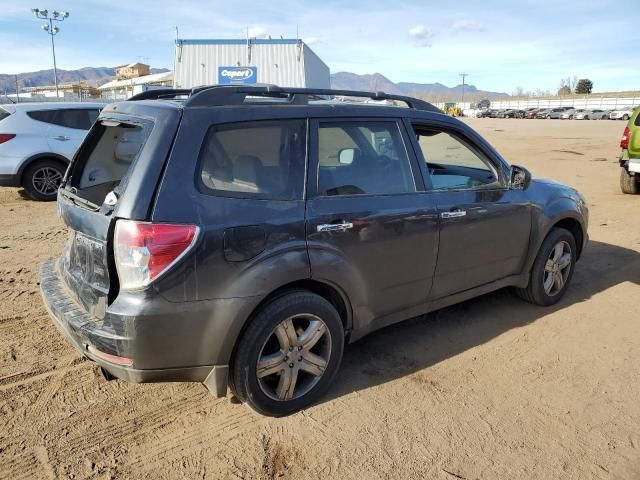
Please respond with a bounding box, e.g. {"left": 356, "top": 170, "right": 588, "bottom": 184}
{"left": 1, "top": 118, "right": 639, "bottom": 479}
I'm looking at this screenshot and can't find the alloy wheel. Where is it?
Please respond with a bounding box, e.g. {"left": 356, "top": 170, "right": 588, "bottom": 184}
{"left": 543, "top": 241, "right": 572, "bottom": 296}
{"left": 32, "top": 166, "right": 63, "bottom": 195}
{"left": 256, "top": 314, "right": 332, "bottom": 401}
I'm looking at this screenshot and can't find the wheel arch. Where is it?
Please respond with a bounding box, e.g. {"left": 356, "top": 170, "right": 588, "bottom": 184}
{"left": 226, "top": 278, "right": 353, "bottom": 366}
{"left": 18, "top": 152, "right": 70, "bottom": 184}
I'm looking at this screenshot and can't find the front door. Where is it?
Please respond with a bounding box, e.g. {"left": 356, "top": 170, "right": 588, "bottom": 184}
{"left": 306, "top": 118, "right": 439, "bottom": 332}
{"left": 408, "top": 122, "right": 532, "bottom": 299}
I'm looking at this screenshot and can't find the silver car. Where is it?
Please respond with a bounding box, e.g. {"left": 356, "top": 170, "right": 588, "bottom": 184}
{"left": 0, "top": 102, "right": 103, "bottom": 200}
{"left": 575, "top": 109, "right": 609, "bottom": 120}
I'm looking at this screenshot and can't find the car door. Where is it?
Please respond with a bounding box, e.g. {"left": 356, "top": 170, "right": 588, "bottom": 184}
{"left": 306, "top": 118, "right": 439, "bottom": 333}
{"left": 47, "top": 108, "right": 100, "bottom": 159}
{"left": 407, "top": 120, "right": 532, "bottom": 299}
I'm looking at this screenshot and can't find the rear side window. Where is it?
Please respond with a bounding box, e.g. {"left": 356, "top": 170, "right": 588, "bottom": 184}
{"left": 0, "top": 107, "right": 10, "bottom": 122}
{"left": 317, "top": 121, "right": 415, "bottom": 196}
{"left": 27, "top": 110, "right": 57, "bottom": 124}
{"left": 197, "top": 120, "right": 306, "bottom": 200}
{"left": 27, "top": 108, "right": 100, "bottom": 130}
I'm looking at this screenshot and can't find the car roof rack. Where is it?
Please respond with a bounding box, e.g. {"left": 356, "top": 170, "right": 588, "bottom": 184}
{"left": 127, "top": 85, "right": 440, "bottom": 113}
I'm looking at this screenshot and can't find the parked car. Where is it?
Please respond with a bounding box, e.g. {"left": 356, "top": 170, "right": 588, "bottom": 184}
{"left": 610, "top": 107, "right": 636, "bottom": 120}
{"left": 490, "top": 109, "right": 505, "bottom": 118}
{"left": 536, "top": 109, "right": 552, "bottom": 119}
{"left": 575, "top": 109, "right": 609, "bottom": 120}
{"left": 619, "top": 106, "right": 640, "bottom": 194}
{"left": 560, "top": 109, "right": 581, "bottom": 120}
{"left": 0, "top": 102, "right": 103, "bottom": 200}
{"left": 548, "top": 107, "right": 573, "bottom": 119}
{"left": 524, "top": 108, "right": 542, "bottom": 119}
{"left": 498, "top": 109, "right": 525, "bottom": 119}
{"left": 476, "top": 109, "right": 492, "bottom": 118}
{"left": 40, "top": 86, "right": 589, "bottom": 416}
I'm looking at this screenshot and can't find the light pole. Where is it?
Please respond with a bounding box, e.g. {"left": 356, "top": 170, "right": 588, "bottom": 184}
{"left": 459, "top": 73, "right": 469, "bottom": 106}
{"left": 31, "top": 8, "right": 69, "bottom": 99}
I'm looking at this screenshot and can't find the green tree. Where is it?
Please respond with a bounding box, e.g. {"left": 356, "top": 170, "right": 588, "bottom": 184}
{"left": 575, "top": 79, "right": 593, "bottom": 94}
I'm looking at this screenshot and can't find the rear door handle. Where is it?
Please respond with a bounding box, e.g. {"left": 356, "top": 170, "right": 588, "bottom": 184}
{"left": 317, "top": 222, "right": 354, "bottom": 233}
{"left": 440, "top": 209, "right": 467, "bottom": 219}
{"left": 54, "top": 135, "right": 70, "bottom": 141}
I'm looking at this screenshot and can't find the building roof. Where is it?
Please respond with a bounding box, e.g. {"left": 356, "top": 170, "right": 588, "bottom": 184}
{"left": 177, "top": 38, "right": 303, "bottom": 45}
{"left": 115, "top": 62, "right": 148, "bottom": 69}
{"left": 99, "top": 71, "right": 173, "bottom": 90}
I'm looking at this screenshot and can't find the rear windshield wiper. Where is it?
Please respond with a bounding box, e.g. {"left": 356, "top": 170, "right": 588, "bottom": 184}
{"left": 59, "top": 187, "right": 100, "bottom": 211}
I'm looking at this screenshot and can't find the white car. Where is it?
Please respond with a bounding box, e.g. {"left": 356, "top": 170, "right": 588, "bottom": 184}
{"left": 0, "top": 102, "right": 103, "bottom": 200}
{"left": 560, "top": 109, "right": 581, "bottom": 119}
{"left": 575, "top": 109, "right": 609, "bottom": 120}
{"left": 609, "top": 107, "right": 636, "bottom": 120}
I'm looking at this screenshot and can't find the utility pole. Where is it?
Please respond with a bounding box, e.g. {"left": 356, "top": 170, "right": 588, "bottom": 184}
{"left": 459, "top": 73, "right": 469, "bottom": 106}
{"left": 14, "top": 75, "right": 19, "bottom": 103}
{"left": 31, "top": 8, "right": 70, "bottom": 99}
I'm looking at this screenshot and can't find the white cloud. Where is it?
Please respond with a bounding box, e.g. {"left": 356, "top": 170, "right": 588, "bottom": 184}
{"left": 303, "top": 36, "right": 319, "bottom": 46}
{"left": 451, "top": 19, "right": 484, "bottom": 32}
{"left": 408, "top": 24, "right": 433, "bottom": 47}
{"left": 246, "top": 25, "right": 269, "bottom": 39}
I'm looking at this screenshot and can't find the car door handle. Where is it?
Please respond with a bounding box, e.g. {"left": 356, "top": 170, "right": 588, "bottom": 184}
{"left": 317, "top": 222, "right": 354, "bottom": 233}
{"left": 441, "top": 209, "right": 467, "bottom": 219}
{"left": 54, "top": 135, "right": 70, "bottom": 141}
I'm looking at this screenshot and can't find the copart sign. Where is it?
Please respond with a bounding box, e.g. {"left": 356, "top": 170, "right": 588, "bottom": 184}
{"left": 218, "top": 66, "right": 257, "bottom": 84}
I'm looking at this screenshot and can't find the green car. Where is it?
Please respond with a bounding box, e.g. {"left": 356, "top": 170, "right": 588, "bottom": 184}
{"left": 620, "top": 106, "right": 640, "bottom": 194}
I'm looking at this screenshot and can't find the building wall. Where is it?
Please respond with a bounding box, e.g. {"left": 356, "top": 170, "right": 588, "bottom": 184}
{"left": 174, "top": 39, "right": 330, "bottom": 89}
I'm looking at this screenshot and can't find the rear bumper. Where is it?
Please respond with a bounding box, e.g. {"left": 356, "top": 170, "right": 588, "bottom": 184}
{"left": 39, "top": 258, "right": 244, "bottom": 396}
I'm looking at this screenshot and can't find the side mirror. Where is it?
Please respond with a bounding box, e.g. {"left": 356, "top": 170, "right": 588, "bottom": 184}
{"left": 338, "top": 148, "right": 358, "bottom": 165}
{"left": 510, "top": 164, "right": 532, "bottom": 190}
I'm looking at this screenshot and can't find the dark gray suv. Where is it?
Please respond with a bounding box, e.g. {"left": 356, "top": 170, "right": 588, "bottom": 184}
{"left": 40, "top": 86, "right": 588, "bottom": 416}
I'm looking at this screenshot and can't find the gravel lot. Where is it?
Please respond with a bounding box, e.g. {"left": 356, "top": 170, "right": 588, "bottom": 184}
{"left": 1, "top": 118, "right": 639, "bottom": 479}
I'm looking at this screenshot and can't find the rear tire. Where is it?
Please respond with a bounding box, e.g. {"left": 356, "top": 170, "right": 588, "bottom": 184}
{"left": 623, "top": 114, "right": 630, "bottom": 121}
{"left": 515, "top": 228, "right": 577, "bottom": 306}
{"left": 620, "top": 167, "right": 639, "bottom": 194}
{"left": 22, "top": 159, "right": 66, "bottom": 201}
{"left": 230, "top": 290, "right": 344, "bottom": 416}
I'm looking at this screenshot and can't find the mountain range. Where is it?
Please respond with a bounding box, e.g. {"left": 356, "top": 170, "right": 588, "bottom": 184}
{"left": 1, "top": 67, "right": 508, "bottom": 101}
{"left": 0, "top": 67, "right": 170, "bottom": 93}
{"left": 330, "top": 72, "right": 508, "bottom": 101}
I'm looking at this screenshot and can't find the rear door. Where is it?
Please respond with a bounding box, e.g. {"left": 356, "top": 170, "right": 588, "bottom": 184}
{"left": 306, "top": 118, "right": 439, "bottom": 331}
{"left": 57, "top": 108, "right": 172, "bottom": 318}
{"left": 407, "top": 120, "right": 531, "bottom": 299}
{"left": 47, "top": 108, "right": 101, "bottom": 159}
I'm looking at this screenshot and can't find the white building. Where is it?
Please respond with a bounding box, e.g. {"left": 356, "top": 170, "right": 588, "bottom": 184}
{"left": 98, "top": 71, "right": 173, "bottom": 100}
{"left": 173, "top": 38, "right": 330, "bottom": 90}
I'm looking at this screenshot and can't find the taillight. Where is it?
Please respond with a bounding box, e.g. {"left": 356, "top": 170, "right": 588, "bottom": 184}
{"left": 114, "top": 220, "right": 199, "bottom": 290}
{"left": 620, "top": 127, "right": 630, "bottom": 149}
{"left": 0, "top": 134, "right": 15, "bottom": 144}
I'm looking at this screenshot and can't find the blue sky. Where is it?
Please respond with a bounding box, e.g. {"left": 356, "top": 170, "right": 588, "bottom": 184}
{"left": 1, "top": 0, "right": 638, "bottom": 93}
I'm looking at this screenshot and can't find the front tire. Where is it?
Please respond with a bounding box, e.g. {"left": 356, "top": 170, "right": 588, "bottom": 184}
{"left": 22, "top": 159, "right": 66, "bottom": 201}
{"left": 230, "top": 290, "right": 344, "bottom": 416}
{"left": 620, "top": 167, "right": 639, "bottom": 194}
{"left": 516, "top": 228, "right": 577, "bottom": 306}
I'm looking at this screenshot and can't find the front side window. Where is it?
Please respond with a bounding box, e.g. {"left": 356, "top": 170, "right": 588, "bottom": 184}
{"left": 198, "top": 120, "right": 306, "bottom": 200}
{"left": 317, "top": 121, "right": 415, "bottom": 196}
{"left": 413, "top": 128, "right": 500, "bottom": 190}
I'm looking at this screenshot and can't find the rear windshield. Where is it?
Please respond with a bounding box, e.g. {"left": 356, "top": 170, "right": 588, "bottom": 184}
{"left": 0, "top": 107, "right": 10, "bottom": 122}
{"left": 68, "top": 119, "right": 152, "bottom": 205}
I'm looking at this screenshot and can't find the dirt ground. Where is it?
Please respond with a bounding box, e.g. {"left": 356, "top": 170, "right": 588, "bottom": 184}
{"left": 1, "top": 118, "right": 639, "bottom": 479}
